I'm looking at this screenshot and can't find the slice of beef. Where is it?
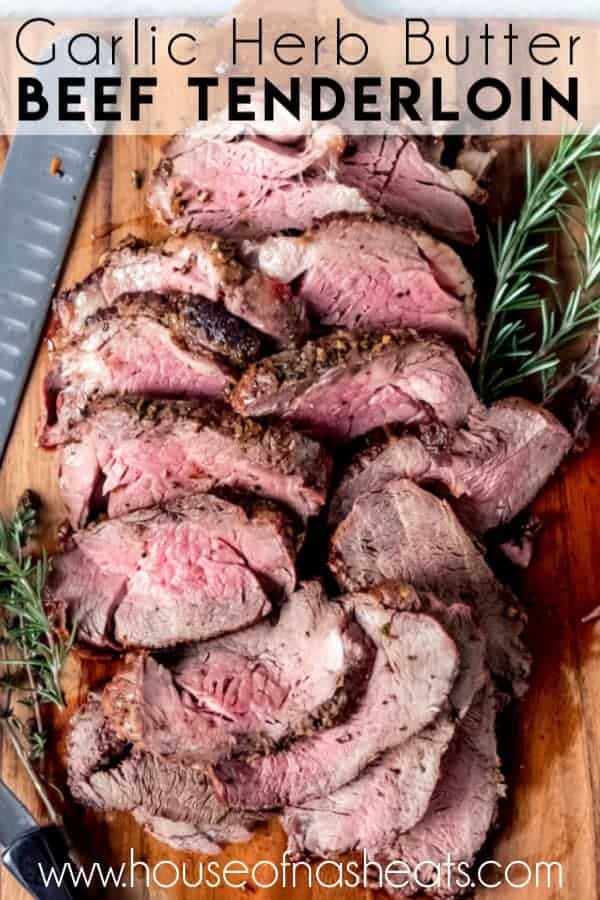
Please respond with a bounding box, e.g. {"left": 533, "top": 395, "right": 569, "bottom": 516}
{"left": 329, "top": 398, "right": 572, "bottom": 531}
{"left": 102, "top": 582, "right": 371, "bottom": 763}
{"left": 148, "top": 121, "right": 482, "bottom": 244}
{"left": 282, "top": 717, "right": 455, "bottom": 862}
{"left": 232, "top": 331, "right": 481, "bottom": 443}
{"left": 330, "top": 479, "right": 530, "bottom": 696}
{"left": 375, "top": 682, "right": 502, "bottom": 899}
{"left": 242, "top": 217, "right": 477, "bottom": 352}
{"left": 40, "top": 291, "right": 263, "bottom": 447}
{"left": 68, "top": 695, "right": 260, "bottom": 853}
{"left": 46, "top": 492, "right": 298, "bottom": 649}
{"left": 280, "top": 584, "right": 486, "bottom": 860}
{"left": 214, "top": 582, "right": 459, "bottom": 810}
{"left": 338, "top": 135, "right": 484, "bottom": 244}
{"left": 149, "top": 122, "right": 370, "bottom": 237}
{"left": 57, "top": 397, "right": 332, "bottom": 528}
{"left": 54, "top": 234, "right": 307, "bottom": 347}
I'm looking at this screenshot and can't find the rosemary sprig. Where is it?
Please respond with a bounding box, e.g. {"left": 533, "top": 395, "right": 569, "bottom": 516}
{"left": 0, "top": 497, "right": 74, "bottom": 710}
{"left": 478, "top": 131, "right": 600, "bottom": 403}
{"left": 0, "top": 493, "right": 76, "bottom": 819}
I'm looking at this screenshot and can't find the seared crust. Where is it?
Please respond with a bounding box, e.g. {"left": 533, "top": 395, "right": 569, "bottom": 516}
{"left": 233, "top": 330, "right": 422, "bottom": 404}
{"left": 232, "top": 329, "right": 456, "bottom": 416}
{"left": 83, "top": 291, "right": 263, "bottom": 368}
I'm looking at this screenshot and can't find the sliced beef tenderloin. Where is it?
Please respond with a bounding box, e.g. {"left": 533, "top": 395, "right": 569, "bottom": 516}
{"left": 54, "top": 234, "right": 307, "bottom": 348}
{"left": 149, "top": 121, "right": 482, "bottom": 244}
{"left": 214, "top": 582, "right": 459, "bottom": 810}
{"left": 282, "top": 717, "right": 455, "bottom": 862}
{"left": 102, "top": 582, "right": 371, "bottom": 763}
{"left": 47, "top": 492, "right": 298, "bottom": 649}
{"left": 68, "top": 696, "right": 261, "bottom": 853}
{"left": 338, "top": 135, "right": 484, "bottom": 245}
{"left": 330, "top": 479, "right": 530, "bottom": 696}
{"left": 242, "top": 217, "right": 477, "bottom": 352}
{"left": 57, "top": 397, "right": 332, "bottom": 528}
{"left": 40, "top": 291, "right": 264, "bottom": 447}
{"left": 232, "top": 331, "right": 481, "bottom": 443}
{"left": 374, "top": 682, "right": 502, "bottom": 899}
{"left": 329, "top": 398, "right": 572, "bottom": 531}
{"left": 280, "top": 583, "right": 486, "bottom": 860}
{"left": 149, "top": 121, "right": 370, "bottom": 238}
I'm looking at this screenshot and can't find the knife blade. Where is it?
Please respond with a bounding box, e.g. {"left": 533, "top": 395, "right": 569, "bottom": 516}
{"left": 0, "top": 35, "right": 119, "bottom": 463}
{"left": 0, "top": 129, "right": 103, "bottom": 462}
{"left": 0, "top": 780, "right": 80, "bottom": 899}
{"left": 0, "top": 780, "right": 38, "bottom": 850}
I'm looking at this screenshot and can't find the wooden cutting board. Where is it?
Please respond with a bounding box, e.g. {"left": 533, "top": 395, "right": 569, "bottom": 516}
{"left": 0, "top": 132, "right": 599, "bottom": 900}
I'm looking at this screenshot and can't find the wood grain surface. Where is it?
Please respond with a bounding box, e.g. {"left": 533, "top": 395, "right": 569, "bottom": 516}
{"left": 0, "top": 132, "right": 598, "bottom": 900}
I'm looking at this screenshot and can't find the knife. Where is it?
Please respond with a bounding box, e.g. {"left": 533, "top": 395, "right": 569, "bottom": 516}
{"left": 0, "top": 780, "right": 80, "bottom": 899}
{"left": 0, "top": 36, "right": 119, "bottom": 463}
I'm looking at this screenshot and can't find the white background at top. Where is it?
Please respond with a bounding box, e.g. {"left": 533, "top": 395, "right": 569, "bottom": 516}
{"left": 1, "top": 0, "right": 598, "bottom": 20}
